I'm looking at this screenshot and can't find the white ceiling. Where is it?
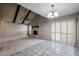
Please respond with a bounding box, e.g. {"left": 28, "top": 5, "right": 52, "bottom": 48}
{"left": 19, "top": 3, "right": 79, "bottom": 19}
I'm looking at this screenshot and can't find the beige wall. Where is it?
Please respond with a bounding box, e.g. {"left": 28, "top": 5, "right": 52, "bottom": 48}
{"left": 0, "top": 4, "right": 28, "bottom": 44}
{"left": 30, "top": 15, "right": 51, "bottom": 40}
{"left": 0, "top": 20, "right": 27, "bottom": 44}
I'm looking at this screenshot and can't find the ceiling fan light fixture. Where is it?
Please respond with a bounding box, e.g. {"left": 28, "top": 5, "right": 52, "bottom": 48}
{"left": 48, "top": 5, "right": 59, "bottom": 18}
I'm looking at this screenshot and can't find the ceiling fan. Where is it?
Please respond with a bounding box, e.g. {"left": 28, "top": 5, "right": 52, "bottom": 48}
{"left": 48, "top": 5, "right": 59, "bottom": 18}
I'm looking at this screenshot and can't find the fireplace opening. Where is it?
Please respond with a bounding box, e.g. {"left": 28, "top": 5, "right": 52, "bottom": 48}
{"left": 33, "top": 31, "right": 38, "bottom": 35}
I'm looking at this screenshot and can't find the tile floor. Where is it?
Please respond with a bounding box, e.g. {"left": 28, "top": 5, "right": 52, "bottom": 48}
{"left": 0, "top": 38, "right": 79, "bottom": 56}
{"left": 0, "top": 38, "right": 44, "bottom": 56}
{"left": 13, "top": 40, "right": 79, "bottom": 56}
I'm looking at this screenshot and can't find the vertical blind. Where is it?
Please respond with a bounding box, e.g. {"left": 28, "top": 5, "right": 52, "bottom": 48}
{"left": 51, "top": 18, "right": 76, "bottom": 46}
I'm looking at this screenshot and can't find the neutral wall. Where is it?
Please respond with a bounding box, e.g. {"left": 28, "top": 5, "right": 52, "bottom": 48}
{"left": 0, "top": 4, "right": 29, "bottom": 44}
{"left": 30, "top": 15, "right": 51, "bottom": 40}
{"left": 0, "top": 20, "right": 27, "bottom": 44}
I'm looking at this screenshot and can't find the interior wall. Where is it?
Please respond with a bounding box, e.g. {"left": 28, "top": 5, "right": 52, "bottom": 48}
{"left": 0, "top": 20, "right": 27, "bottom": 44}
{"left": 0, "top": 4, "right": 28, "bottom": 44}
{"left": 30, "top": 15, "right": 51, "bottom": 40}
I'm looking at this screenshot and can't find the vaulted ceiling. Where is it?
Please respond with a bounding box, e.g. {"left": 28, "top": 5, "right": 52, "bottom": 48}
{"left": 19, "top": 3, "right": 79, "bottom": 19}
{"left": 0, "top": 3, "right": 79, "bottom": 24}
{"left": 0, "top": 4, "right": 36, "bottom": 24}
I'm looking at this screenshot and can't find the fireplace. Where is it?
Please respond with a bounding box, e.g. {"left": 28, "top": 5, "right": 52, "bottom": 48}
{"left": 32, "top": 26, "right": 39, "bottom": 35}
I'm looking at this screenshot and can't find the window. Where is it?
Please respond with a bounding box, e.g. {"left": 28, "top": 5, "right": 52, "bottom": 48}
{"left": 51, "top": 19, "right": 76, "bottom": 45}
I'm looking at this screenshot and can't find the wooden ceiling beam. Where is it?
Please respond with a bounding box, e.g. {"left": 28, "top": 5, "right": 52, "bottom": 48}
{"left": 13, "top": 5, "right": 20, "bottom": 23}
{"left": 22, "top": 10, "right": 31, "bottom": 24}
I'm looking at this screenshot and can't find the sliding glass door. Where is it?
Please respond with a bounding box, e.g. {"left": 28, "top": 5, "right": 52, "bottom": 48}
{"left": 61, "top": 21, "right": 67, "bottom": 43}
{"left": 56, "top": 22, "right": 61, "bottom": 41}
{"left": 51, "top": 19, "right": 76, "bottom": 46}
{"left": 67, "top": 19, "right": 76, "bottom": 45}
